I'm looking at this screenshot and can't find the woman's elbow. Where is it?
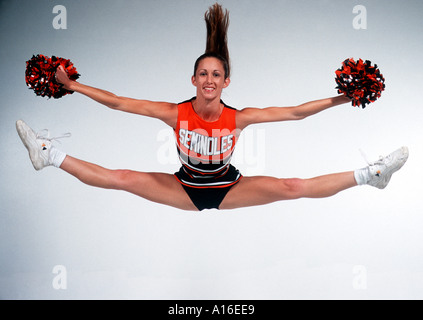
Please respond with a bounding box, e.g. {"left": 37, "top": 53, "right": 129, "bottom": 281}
{"left": 290, "top": 110, "right": 307, "bottom": 121}
{"left": 110, "top": 96, "right": 124, "bottom": 110}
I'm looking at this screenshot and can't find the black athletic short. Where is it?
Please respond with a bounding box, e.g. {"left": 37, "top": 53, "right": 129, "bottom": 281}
{"left": 174, "top": 165, "right": 242, "bottom": 211}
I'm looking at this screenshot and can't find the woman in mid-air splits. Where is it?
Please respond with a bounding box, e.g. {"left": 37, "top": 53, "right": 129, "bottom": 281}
{"left": 17, "top": 4, "right": 408, "bottom": 211}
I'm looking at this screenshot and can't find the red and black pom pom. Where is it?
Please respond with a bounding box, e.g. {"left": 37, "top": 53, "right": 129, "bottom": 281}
{"left": 335, "top": 58, "right": 385, "bottom": 108}
{"left": 25, "top": 54, "right": 80, "bottom": 99}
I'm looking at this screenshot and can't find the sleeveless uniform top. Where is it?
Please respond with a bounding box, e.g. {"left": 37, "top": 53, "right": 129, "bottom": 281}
{"left": 174, "top": 97, "right": 242, "bottom": 189}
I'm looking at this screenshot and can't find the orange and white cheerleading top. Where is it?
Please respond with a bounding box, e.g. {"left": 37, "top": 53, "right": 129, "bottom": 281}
{"left": 174, "top": 97, "right": 242, "bottom": 188}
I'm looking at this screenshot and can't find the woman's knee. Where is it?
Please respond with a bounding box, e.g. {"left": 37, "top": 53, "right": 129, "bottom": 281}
{"left": 279, "top": 178, "right": 306, "bottom": 199}
{"left": 109, "top": 169, "right": 146, "bottom": 190}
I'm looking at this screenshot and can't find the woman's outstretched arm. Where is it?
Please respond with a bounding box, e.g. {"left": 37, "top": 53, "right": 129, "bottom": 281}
{"left": 236, "top": 95, "right": 351, "bottom": 130}
{"left": 55, "top": 65, "right": 178, "bottom": 128}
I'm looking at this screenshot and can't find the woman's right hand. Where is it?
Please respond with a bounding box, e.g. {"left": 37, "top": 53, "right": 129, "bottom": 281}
{"left": 55, "top": 65, "right": 73, "bottom": 90}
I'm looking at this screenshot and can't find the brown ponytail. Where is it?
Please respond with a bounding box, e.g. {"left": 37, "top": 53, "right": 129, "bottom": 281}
{"left": 194, "top": 3, "right": 231, "bottom": 78}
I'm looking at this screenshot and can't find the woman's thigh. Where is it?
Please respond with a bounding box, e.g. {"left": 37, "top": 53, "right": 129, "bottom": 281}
{"left": 117, "top": 171, "right": 198, "bottom": 211}
{"left": 219, "top": 176, "right": 303, "bottom": 210}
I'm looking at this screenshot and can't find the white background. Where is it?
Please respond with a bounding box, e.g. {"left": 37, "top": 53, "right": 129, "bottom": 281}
{"left": 1, "top": 0, "right": 422, "bottom": 299}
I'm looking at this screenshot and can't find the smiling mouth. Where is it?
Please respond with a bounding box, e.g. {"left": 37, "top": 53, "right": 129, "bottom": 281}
{"left": 204, "top": 87, "right": 215, "bottom": 93}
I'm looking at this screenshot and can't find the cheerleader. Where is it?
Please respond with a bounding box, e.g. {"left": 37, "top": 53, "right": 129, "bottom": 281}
{"left": 17, "top": 4, "right": 408, "bottom": 211}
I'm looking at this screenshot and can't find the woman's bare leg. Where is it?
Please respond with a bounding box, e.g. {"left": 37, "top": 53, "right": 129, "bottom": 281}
{"left": 60, "top": 155, "right": 198, "bottom": 211}
{"left": 16, "top": 119, "right": 408, "bottom": 212}
{"left": 219, "top": 172, "right": 357, "bottom": 210}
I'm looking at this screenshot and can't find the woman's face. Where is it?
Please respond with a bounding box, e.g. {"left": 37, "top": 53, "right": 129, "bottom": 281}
{"left": 192, "top": 57, "right": 230, "bottom": 101}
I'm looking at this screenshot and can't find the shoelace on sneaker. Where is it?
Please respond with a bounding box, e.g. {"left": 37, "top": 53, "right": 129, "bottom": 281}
{"left": 36, "top": 129, "right": 71, "bottom": 144}
{"left": 359, "top": 149, "right": 384, "bottom": 166}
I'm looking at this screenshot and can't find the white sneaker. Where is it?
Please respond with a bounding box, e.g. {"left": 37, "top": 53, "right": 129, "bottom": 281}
{"left": 367, "top": 146, "right": 409, "bottom": 189}
{"left": 16, "top": 120, "right": 70, "bottom": 170}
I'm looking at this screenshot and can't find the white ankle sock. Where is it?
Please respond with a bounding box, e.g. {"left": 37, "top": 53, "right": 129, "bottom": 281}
{"left": 49, "top": 146, "right": 67, "bottom": 168}
{"left": 354, "top": 167, "right": 370, "bottom": 185}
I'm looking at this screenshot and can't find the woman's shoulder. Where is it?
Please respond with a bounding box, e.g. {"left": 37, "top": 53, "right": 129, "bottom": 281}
{"left": 178, "top": 97, "right": 196, "bottom": 106}
{"left": 221, "top": 99, "right": 238, "bottom": 112}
